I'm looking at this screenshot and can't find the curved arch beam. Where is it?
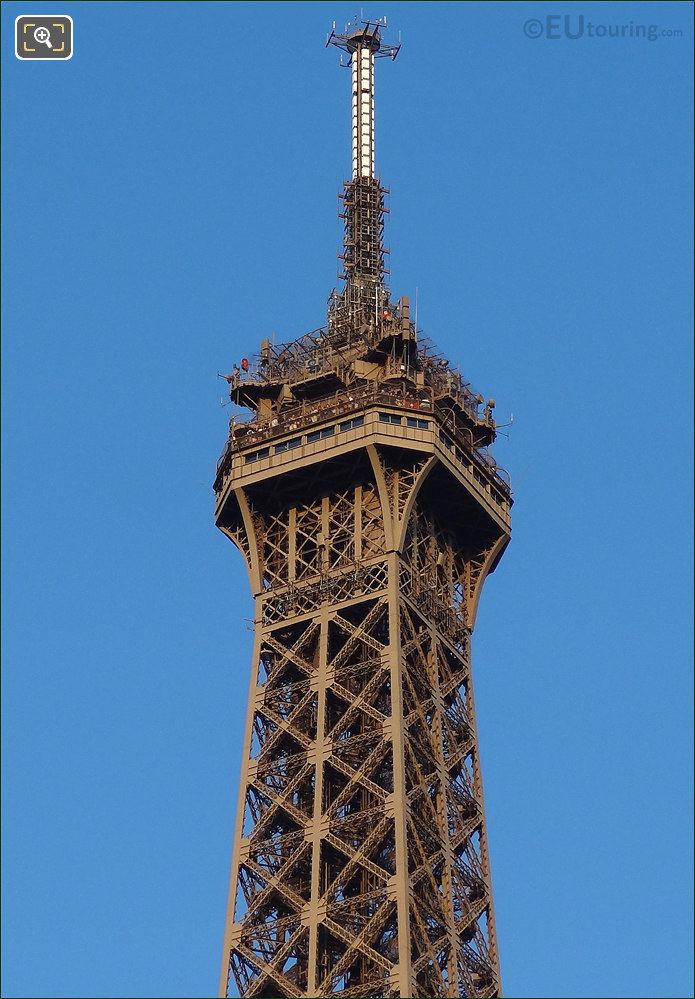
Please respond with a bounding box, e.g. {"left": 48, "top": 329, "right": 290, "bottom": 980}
{"left": 465, "top": 532, "right": 510, "bottom": 630}
{"left": 366, "top": 443, "right": 395, "bottom": 552}
{"left": 394, "top": 455, "right": 437, "bottom": 552}
{"left": 218, "top": 486, "right": 263, "bottom": 596}
{"left": 235, "top": 486, "right": 262, "bottom": 596}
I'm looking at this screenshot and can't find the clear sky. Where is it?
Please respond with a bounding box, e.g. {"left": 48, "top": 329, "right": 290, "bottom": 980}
{"left": 2, "top": 2, "right": 693, "bottom": 998}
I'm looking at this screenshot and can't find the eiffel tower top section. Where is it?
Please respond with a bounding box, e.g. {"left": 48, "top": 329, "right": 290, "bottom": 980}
{"left": 214, "top": 16, "right": 511, "bottom": 520}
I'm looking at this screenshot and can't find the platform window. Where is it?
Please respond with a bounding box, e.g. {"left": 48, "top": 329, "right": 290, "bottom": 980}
{"left": 244, "top": 447, "right": 270, "bottom": 464}
{"left": 340, "top": 416, "right": 365, "bottom": 432}
{"left": 307, "top": 426, "right": 334, "bottom": 444}
{"left": 275, "top": 437, "right": 301, "bottom": 455}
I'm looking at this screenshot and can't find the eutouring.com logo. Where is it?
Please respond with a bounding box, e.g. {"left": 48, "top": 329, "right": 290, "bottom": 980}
{"left": 523, "top": 15, "right": 684, "bottom": 41}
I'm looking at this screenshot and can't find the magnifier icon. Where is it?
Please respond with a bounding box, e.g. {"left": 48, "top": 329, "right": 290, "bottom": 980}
{"left": 34, "top": 26, "right": 52, "bottom": 48}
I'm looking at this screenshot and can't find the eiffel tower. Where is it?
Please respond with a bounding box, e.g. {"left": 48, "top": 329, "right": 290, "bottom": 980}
{"left": 214, "top": 16, "right": 512, "bottom": 998}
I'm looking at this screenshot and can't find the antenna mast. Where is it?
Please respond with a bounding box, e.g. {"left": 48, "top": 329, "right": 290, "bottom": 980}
{"left": 326, "top": 16, "right": 400, "bottom": 346}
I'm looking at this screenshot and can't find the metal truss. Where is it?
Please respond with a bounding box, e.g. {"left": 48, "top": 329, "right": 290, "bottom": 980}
{"left": 216, "top": 447, "right": 507, "bottom": 998}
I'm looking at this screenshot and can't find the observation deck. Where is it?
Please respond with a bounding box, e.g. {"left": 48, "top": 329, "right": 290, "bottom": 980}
{"left": 214, "top": 299, "right": 512, "bottom": 533}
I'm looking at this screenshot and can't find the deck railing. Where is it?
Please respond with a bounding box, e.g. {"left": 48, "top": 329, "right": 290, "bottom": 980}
{"left": 215, "top": 383, "right": 511, "bottom": 497}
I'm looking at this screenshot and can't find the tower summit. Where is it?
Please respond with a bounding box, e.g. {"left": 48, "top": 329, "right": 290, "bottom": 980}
{"left": 324, "top": 17, "right": 399, "bottom": 357}
{"left": 215, "top": 16, "right": 511, "bottom": 999}
{"left": 326, "top": 16, "right": 400, "bottom": 181}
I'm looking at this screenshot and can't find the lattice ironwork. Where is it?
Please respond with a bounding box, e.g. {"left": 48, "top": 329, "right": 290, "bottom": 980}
{"left": 262, "top": 559, "right": 389, "bottom": 626}
{"left": 217, "top": 445, "right": 508, "bottom": 997}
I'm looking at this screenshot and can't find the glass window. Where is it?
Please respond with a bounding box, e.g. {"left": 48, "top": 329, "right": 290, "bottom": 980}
{"left": 286, "top": 437, "right": 301, "bottom": 449}
{"left": 244, "top": 448, "right": 269, "bottom": 464}
{"left": 339, "top": 416, "right": 365, "bottom": 431}
{"left": 274, "top": 438, "right": 300, "bottom": 455}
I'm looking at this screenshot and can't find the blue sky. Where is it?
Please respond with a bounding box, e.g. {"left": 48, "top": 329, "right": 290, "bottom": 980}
{"left": 2, "top": 2, "right": 693, "bottom": 998}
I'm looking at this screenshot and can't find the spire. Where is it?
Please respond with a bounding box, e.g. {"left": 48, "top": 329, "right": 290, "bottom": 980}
{"left": 326, "top": 17, "right": 400, "bottom": 346}
{"left": 327, "top": 16, "right": 400, "bottom": 179}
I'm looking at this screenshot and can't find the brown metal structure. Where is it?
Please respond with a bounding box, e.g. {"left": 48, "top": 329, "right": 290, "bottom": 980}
{"left": 215, "top": 17, "right": 512, "bottom": 999}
